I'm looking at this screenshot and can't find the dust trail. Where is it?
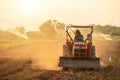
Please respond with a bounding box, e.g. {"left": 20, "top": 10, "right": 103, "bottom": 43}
{"left": 1, "top": 27, "right": 119, "bottom": 71}
{"left": 13, "top": 31, "right": 28, "bottom": 39}
{"left": 8, "top": 29, "right": 28, "bottom": 39}
{"left": 94, "top": 40, "right": 120, "bottom": 67}
{"left": 30, "top": 41, "right": 63, "bottom": 70}
{"left": 99, "top": 33, "right": 112, "bottom": 40}
{"left": 0, "top": 40, "right": 63, "bottom": 70}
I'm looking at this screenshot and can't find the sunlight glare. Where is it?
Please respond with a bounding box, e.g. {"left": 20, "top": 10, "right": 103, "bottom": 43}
{"left": 20, "top": 0, "right": 38, "bottom": 14}
{"left": 23, "top": 0, "right": 33, "bottom": 10}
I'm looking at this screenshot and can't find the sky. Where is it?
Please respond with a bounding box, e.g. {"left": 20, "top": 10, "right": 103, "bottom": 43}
{"left": 0, "top": 0, "right": 120, "bottom": 31}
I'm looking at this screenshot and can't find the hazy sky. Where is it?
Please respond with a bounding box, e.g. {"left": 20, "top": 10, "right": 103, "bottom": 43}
{"left": 0, "top": 0, "right": 120, "bottom": 31}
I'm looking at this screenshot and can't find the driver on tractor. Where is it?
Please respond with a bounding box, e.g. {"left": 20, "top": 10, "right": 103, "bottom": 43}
{"left": 74, "top": 30, "right": 84, "bottom": 42}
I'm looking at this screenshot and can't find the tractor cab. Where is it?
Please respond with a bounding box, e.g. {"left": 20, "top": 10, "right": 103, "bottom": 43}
{"left": 64, "top": 25, "right": 95, "bottom": 58}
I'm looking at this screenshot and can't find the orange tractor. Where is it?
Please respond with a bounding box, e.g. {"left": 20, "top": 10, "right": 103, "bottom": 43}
{"left": 58, "top": 25, "right": 101, "bottom": 70}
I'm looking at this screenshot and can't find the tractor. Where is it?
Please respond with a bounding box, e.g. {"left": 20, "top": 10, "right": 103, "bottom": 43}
{"left": 58, "top": 25, "right": 101, "bottom": 70}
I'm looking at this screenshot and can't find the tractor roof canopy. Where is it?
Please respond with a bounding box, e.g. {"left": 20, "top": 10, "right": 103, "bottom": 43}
{"left": 71, "top": 25, "right": 93, "bottom": 28}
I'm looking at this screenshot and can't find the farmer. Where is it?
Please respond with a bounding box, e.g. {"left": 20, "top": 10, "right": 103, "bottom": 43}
{"left": 74, "top": 30, "right": 84, "bottom": 42}
{"left": 85, "top": 26, "right": 93, "bottom": 58}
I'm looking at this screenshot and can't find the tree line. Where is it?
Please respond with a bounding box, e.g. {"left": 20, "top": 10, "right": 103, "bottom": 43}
{"left": 94, "top": 24, "right": 120, "bottom": 36}
{"left": 0, "top": 19, "right": 120, "bottom": 40}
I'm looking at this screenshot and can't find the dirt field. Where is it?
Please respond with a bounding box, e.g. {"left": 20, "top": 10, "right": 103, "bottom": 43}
{"left": 0, "top": 40, "right": 120, "bottom": 80}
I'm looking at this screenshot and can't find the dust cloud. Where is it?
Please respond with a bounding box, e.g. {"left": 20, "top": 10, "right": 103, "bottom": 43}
{"left": 99, "top": 33, "right": 112, "bottom": 40}
{"left": 8, "top": 29, "right": 29, "bottom": 39}
{"left": 93, "top": 40, "right": 120, "bottom": 67}
{"left": 0, "top": 30, "right": 119, "bottom": 71}
{"left": 30, "top": 41, "right": 63, "bottom": 70}
{"left": 0, "top": 39, "right": 64, "bottom": 70}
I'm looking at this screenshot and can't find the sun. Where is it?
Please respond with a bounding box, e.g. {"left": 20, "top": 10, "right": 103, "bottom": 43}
{"left": 20, "top": 0, "right": 38, "bottom": 14}
{"left": 23, "top": 0, "right": 34, "bottom": 11}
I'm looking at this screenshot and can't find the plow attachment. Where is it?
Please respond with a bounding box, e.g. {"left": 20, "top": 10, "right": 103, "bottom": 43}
{"left": 58, "top": 57, "right": 101, "bottom": 70}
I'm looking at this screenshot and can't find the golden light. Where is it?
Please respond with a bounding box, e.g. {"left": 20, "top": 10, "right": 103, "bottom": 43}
{"left": 22, "top": 0, "right": 34, "bottom": 10}
{"left": 19, "top": 0, "right": 39, "bottom": 15}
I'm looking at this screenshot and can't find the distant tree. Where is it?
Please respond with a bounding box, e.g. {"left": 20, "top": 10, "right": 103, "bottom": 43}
{"left": 15, "top": 27, "right": 26, "bottom": 34}
{"left": 0, "top": 30, "right": 22, "bottom": 40}
{"left": 94, "top": 24, "right": 102, "bottom": 32}
{"left": 52, "top": 19, "right": 57, "bottom": 23}
{"left": 57, "top": 22, "right": 65, "bottom": 30}
{"left": 110, "top": 27, "right": 120, "bottom": 36}
{"left": 39, "top": 20, "right": 57, "bottom": 38}
{"left": 95, "top": 24, "right": 120, "bottom": 36}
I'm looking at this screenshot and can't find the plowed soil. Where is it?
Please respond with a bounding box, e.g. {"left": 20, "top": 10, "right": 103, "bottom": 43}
{"left": 0, "top": 40, "right": 120, "bottom": 80}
